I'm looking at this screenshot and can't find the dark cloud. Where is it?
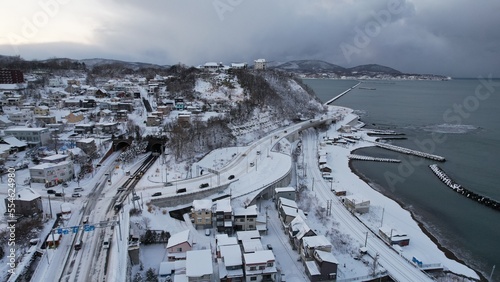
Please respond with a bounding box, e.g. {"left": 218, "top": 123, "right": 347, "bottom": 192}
{"left": 1, "top": 0, "right": 499, "bottom": 77}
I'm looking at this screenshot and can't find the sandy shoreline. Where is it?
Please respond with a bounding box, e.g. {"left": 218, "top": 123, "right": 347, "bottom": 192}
{"left": 347, "top": 153, "right": 486, "bottom": 281}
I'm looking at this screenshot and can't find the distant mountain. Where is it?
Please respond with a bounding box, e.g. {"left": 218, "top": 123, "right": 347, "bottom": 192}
{"left": 271, "top": 60, "right": 447, "bottom": 80}
{"left": 348, "top": 64, "right": 401, "bottom": 75}
{"left": 274, "top": 60, "right": 346, "bottom": 73}
{"left": 79, "top": 58, "right": 169, "bottom": 70}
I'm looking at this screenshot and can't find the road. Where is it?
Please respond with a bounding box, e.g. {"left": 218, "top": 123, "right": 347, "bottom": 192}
{"left": 301, "top": 128, "right": 433, "bottom": 282}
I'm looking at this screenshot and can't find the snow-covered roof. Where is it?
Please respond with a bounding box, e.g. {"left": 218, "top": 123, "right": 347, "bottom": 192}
{"left": 279, "top": 197, "right": 298, "bottom": 209}
{"left": 77, "top": 138, "right": 95, "bottom": 144}
{"left": 216, "top": 234, "right": 238, "bottom": 248}
{"left": 275, "top": 187, "right": 295, "bottom": 193}
{"left": 241, "top": 239, "right": 264, "bottom": 253}
{"left": 0, "top": 115, "right": 12, "bottom": 123}
{"left": 315, "top": 250, "right": 339, "bottom": 264}
{"left": 233, "top": 205, "right": 257, "bottom": 217}
{"left": 166, "top": 229, "right": 191, "bottom": 249}
{"left": 236, "top": 230, "right": 260, "bottom": 242}
{"left": 254, "top": 59, "right": 266, "bottom": 63}
{"left": 290, "top": 215, "right": 314, "bottom": 239}
{"left": 345, "top": 194, "right": 370, "bottom": 204}
{"left": 4, "top": 127, "right": 47, "bottom": 132}
{"left": 302, "top": 235, "right": 332, "bottom": 249}
{"left": 186, "top": 249, "right": 212, "bottom": 277}
{"left": 1, "top": 136, "right": 27, "bottom": 147}
{"left": 243, "top": 250, "right": 275, "bottom": 265}
{"left": 14, "top": 188, "right": 41, "bottom": 201}
{"left": 216, "top": 198, "right": 232, "bottom": 213}
{"left": 61, "top": 203, "right": 72, "bottom": 213}
{"left": 281, "top": 205, "right": 306, "bottom": 218}
{"left": 305, "top": 260, "right": 321, "bottom": 275}
{"left": 42, "top": 154, "right": 68, "bottom": 161}
{"left": 220, "top": 244, "right": 242, "bottom": 266}
{"left": 192, "top": 199, "right": 212, "bottom": 211}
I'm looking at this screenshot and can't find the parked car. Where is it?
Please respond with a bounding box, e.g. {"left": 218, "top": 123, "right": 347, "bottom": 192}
{"left": 267, "top": 244, "right": 273, "bottom": 250}
{"left": 176, "top": 188, "right": 187, "bottom": 193}
{"left": 205, "top": 229, "right": 211, "bottom": 236}
{"left": 199, "top": 183, "right": 209, "bottom": 189}
{"left": 54, "top": 192, "right": 65, "bottom": 197}
{"left": 74, "top": 187, "right": 84, "bottom": 192}
{"left": 152, "top": 192, "right": 162, "bottom": 197}
{"left": 47, "top": 189, "right": 56, "bottom": 194}
{"left": 83, "top": 216, "right": 89, "bottom": 224}
{"left": 62, "top": 182, "right": 68, "bottom": 187}
{"left": 72, "top": 193, "right": 81, "bottom": 198}
{"left": 228, "top": 175, "right": 235, "bottom": 180}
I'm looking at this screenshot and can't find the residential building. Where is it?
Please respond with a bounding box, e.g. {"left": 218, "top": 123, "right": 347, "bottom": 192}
{"left": 40, "top": 154, "right": 69, "bottom": 164}
{"left": 76, "top": 138, "right": 97, "bottom": 156}
{"left": 0, "top": 116, "right": 14, "bottom": 129}
{"left": 234, "top": 205, "right": 258, "bottom": 231}
{"left": 288, "top": 215, "right": 316, "bottom": 250}
{"left": 231, "top": 62, "right": 248, "bottom": 70}
{"left": 343, "top": 195, "right": 370, "bottom": 214}
{"left": 215, "top": 198, "right": 233, "bottom": 234}
{"left": 29, "top": 160, "right": 74, "bottom": 186}
{"left": 218, "top": 244, "right": 244, "bottom": 282}
{"left": 215, "top": 234, "right": 238, "bottom": 258}
{"left": 274, "top": 187, "right": 296, "bottom": 202}
{"left": 243, "top": 250, "right": 277, "bottom": 282}
{"left": 33, "top": 106, "right": 50, "bottom": 116}
{"left": 65, "top": 112, "right": 84, "bottom": 123}
{"left": 304, "top": 250, "right": 338, "bottom": 282}
{"left": 4, "top": 127, "right": 50, "bottom": 146}
{"left": 0, "top": 136, "right": 27, "bottom": 152}
{"left": 379, "top": 226, "right": 410, "bottom": 247}
{"left": 34, "top": 115, "right": 56, "bottom": 126}
{"left": 3, "top": 188, "right": 42, "bottom": 217}
{"left": 253, "top": 59, "right": 266, "bottom": 70}
{"left": 166, "top": 229, "right": 192, "bottom": 261}
{"left": 241, "top": 239, "right": 264, "bottom": 254}
{"left": 8, "top": 110, "right": 33, "bottom": 125}
{"left": 95, "top": 122, "right": 119, "bottom": 134}
{"left": 236, "top": 230, "right": 261, "bottom": 244}
{"left": 186, "top": 249, "right": 213, "bottom": 282}
{"left": 300, "top": 235, "right": 332, "bottom": 261}
{"left": 191, "top": 199, "right": 213, "bottom": 229}
{"left": 74, "top": 124, "right": 94, "bottom": 135}
{"left": 0, "top": 70, "right": 24, "bottom": 84}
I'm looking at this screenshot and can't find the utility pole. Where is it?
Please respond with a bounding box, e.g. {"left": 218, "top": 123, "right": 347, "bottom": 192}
{"left": 48, "top": 195, "right": 53, "bottom": 219}
{"left": 489, "top": 265, "right": 496, "bottom": 281}
{"left": 364, "top": 232, "right": 368, "bottom": 247}
{"left": 380, "top": 207, "right": 385, "bottom": 227}
{"left": 312, "top": 178, "right": 314, "bottom": 191}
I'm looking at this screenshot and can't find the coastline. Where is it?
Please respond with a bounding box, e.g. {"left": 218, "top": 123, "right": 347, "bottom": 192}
{"left": 347, "top": 154, "right": 486, "bottom": 281}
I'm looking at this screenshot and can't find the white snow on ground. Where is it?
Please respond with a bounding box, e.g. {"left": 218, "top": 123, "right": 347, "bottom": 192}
{"left": 194, "top": 74, "right": 245, "bottom": 102}
{"left": 0, "top": 101, "right": 479, "bottom": 281}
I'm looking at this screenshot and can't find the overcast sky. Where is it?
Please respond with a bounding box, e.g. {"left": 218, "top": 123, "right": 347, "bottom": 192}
{"left": 0, "top": 0, "right": 499, "bottom": 77}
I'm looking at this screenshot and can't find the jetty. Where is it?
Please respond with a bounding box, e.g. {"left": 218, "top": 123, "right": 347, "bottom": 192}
{"left": 372, "top": 141, "right": 446, "bottom": 162}
{"left": 348, "top": 154, "right": 401, "bottom": 163}
{"left": 324, "top": 82, "right": 361, "bottom": 105}
{"left": 429, "top": 164, "right": 500, "bottom": 211}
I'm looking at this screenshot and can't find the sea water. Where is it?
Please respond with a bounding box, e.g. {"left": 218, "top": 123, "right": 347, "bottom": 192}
{"left": 304, "top": 78, "right": 500, "bottom": 281}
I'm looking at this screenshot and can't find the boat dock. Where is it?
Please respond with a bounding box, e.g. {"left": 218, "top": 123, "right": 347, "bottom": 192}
{"left": 325, "top": 82, "right": 361, "bottom": 105}
{"left": 372, "top": 141, "right": 446, "bottom": 162}
{"left": 429, "top": 164, "right": 500, "bottom": 211}
{"left": 348, "top": 154, "right": 401, "bottom": 163}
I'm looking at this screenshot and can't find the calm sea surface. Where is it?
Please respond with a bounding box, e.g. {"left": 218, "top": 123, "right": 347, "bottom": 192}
{"left": 304, "top": 78, "right": 500, "bottom": 281}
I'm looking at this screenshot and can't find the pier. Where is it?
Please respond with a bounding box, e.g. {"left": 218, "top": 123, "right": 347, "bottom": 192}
{"left": 429, "top": 164, "right": 500, "bottom": 211}
{"left": 372, "top": 141, "right": 446, "bottom": 162}
{"left": 324, "top": 82, "right": 361, "bottom": 105}
{"left": 348, "top": 154, "right": 401, "bottom": 163}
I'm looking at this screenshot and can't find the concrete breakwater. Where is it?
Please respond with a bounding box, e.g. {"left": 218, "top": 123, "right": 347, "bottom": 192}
{"left": 373, "top": 141, "right": 446, "bottom": 162}
{"left": 348, "top": 154, "right": 401, "bottom": 163}
{"left": 429, "top": 164, "right": 500, "bottom": 211}
{"left": 324, "top": 82, "right": 361, "bottom": 105}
